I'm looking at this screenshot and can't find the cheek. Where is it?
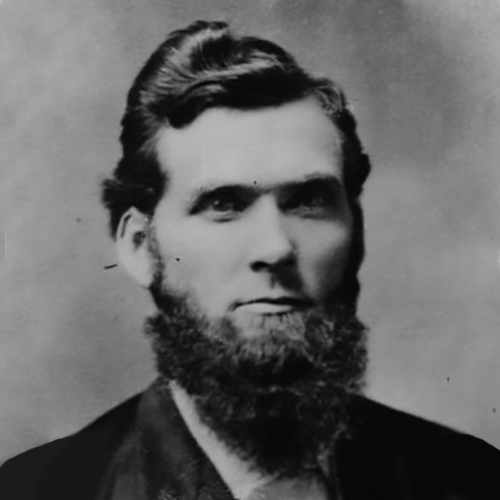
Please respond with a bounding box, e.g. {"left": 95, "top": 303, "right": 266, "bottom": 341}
{"left": 300, "top": 224, "right": 352, "bottom": 294}
{"left": 159, "top": 224, "right": 243, "bottom": 305}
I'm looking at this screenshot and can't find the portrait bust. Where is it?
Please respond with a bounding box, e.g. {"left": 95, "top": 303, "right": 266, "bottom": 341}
{"left": 2, "top": 5, "right": 500, "bottom": 500}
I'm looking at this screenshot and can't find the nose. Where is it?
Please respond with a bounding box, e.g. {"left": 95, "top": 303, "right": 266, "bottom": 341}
{"left": 249, "top": 197, "right": 295, "bottom": 272}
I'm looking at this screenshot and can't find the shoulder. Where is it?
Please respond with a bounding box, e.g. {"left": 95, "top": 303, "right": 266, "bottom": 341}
{"left": 350, "top": 396, "right": 457, "bottom": 442}
{"left": 350, "top": 395, "right": 499, "bottom": 462}
{"left": 345, "top": 396, "right": 500, "bottom": 498}
{"left": 341, "top": 396, "right": 462, "bottom": 473}
{"left": 0, "top": 393, "right": 142, "bottom": 500}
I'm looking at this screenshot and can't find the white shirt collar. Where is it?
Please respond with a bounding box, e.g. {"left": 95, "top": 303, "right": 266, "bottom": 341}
{"left": 170, "top": 382, "right": 270, "bottom": 500}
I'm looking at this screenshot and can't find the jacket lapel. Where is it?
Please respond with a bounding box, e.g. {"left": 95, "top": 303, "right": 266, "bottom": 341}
{"left": 104, "top": 381, "right": 235, "bottom": 500}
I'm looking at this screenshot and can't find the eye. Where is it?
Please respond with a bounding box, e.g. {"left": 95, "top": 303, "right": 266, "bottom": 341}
{"left": 207, "top": 194, "right": 244, "bottom": 214}
{"left": 300, "top": 190, "right": 331, "bottom": 208}
{"left": 285, "top": 185, "right": 336, "bottom": 216}
{"left": 191, "top": 188, "right": 253, "bottom": 221}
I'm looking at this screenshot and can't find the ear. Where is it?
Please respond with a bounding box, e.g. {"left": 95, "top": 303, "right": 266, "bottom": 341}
{"left": 116, "top": 207, "right": 154, "bottom": 288}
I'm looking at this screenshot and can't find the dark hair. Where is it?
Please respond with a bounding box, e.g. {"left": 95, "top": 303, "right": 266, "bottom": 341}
{"left": 101, "top": 20, "right": 371, "bottom": 308}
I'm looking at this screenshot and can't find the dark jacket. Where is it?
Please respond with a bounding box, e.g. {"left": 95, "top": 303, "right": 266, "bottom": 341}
{"left": 1, "top": 381, "right": 498, "bottom": 500}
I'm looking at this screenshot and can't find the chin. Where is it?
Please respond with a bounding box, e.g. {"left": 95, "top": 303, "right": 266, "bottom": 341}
{"left": 229, "top": 309, "right": 311, "bottom": 340}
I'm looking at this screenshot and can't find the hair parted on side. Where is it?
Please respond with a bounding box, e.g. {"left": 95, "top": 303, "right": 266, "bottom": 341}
{"left": 101, "top": 19, "right": 371, "bottom": 238}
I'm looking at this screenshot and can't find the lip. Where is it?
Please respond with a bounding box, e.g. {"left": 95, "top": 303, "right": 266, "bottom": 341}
{"left": 234, "top": 296, "right": 313, "bottom": 313}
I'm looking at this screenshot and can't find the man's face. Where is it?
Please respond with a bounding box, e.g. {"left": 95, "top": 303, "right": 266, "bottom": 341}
{"left": 140, "top": 98, "right": 366, "bottom": 475}
{"left": 150, "top": 98, "right": 353, "bottom": 338}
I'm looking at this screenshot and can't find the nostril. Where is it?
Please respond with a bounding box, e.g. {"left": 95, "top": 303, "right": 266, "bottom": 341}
{"left": 250, "top": 251, "right": 301, "bottom": 290}
{"left": 250, "top": 251, "right": 296, "bottom": 272}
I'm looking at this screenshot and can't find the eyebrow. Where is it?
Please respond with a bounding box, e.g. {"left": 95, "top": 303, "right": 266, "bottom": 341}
{"left": 186, "top": 173, "right": 343, "bottom": 212}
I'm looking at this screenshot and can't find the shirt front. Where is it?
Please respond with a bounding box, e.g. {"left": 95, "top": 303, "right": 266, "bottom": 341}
{"left": 170, "top": 382, "right": 332, "bottom": 500}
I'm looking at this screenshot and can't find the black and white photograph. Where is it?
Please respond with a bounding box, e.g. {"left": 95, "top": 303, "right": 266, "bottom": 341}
{"left": 1, "top": 1, "right": 500, "bottom": 498}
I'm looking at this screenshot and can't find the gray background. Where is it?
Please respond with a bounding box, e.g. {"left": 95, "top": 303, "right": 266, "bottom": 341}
{"left": 2, "top": 0, "right": 500, "bottom": 464}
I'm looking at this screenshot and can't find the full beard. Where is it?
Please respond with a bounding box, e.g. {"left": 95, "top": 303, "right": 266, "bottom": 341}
{"left": 145, "top": 287, "right": 367, "bottom": 479}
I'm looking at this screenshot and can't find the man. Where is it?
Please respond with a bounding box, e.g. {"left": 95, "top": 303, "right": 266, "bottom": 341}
{"left": 0, "top": 20, "right": 498, "bottom": 500}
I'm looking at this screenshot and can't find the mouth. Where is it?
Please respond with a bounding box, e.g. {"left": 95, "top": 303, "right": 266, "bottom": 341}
{"left": 234, "top": 297, "right": 313, "bottom": 314}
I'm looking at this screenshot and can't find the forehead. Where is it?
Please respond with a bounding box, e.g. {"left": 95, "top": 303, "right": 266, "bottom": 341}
{"left": 155, "top": 98, "right": 343, "bottom": 194}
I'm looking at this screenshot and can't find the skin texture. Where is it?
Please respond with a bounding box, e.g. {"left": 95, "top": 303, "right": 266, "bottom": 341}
{"left": 146, "top": 98, "right": 354, "bottom": 338}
